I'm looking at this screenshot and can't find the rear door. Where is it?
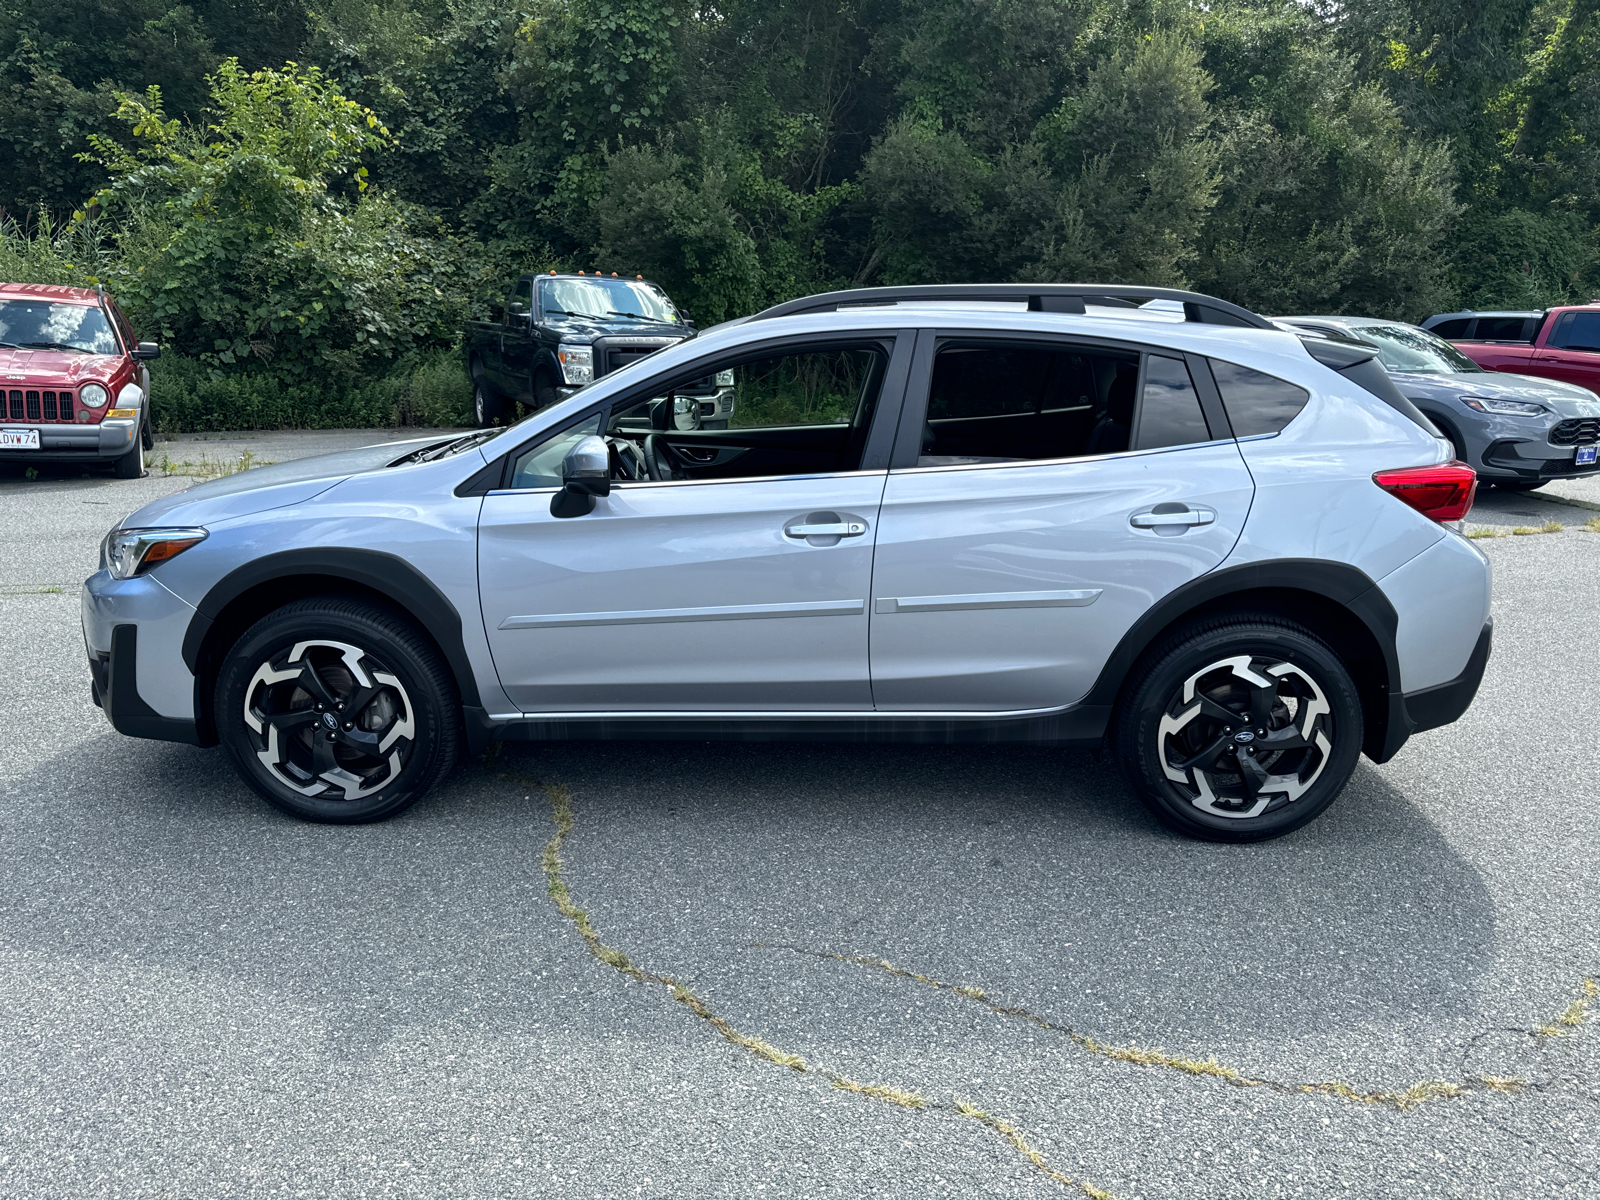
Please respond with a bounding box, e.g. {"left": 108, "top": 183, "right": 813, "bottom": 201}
{"left": 867, "top": 332, "right": 1255, "bottom": 711}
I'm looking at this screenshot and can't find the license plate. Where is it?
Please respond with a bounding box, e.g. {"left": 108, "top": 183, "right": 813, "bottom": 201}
{"left": 1578, "top": 445, "right": 1598, "bottom": 467}
{"left": 0, "top": 428, "right": 40, "bottom": 450}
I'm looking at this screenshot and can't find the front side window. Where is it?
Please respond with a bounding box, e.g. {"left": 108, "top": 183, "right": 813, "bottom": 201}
{"left": 0, "top": 301, "right": 118, "bottom": 354}
{"left": 507, "top": 280, "right": 533, "bottom": 325}
{"left": 1209, "top": 359, "right": 1311, "bottom": 437}
{"left": 1549, "top": 312, "right": 1600, "bottom": 352}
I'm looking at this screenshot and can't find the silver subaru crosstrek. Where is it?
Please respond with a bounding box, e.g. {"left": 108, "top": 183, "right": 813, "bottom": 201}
{"left": 82, "top": 285, "right": 1491, "bottom": 842}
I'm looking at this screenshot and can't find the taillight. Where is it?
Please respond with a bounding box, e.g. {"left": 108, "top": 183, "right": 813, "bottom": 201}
{"left": 1372, "top": 461, "right": 1477, "bottom": 523}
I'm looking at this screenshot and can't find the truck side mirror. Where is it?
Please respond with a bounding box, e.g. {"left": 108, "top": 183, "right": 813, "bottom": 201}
{"left": 550, "top": 435, "right": 611, "bottom": 518}
{"left": 131, "top": 342, "right": 161, "bottom": 361}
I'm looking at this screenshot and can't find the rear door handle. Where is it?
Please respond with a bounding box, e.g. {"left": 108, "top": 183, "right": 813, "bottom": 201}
{"left": 1130, "top": 505, "right": 1216, "bottom": 531}
{"left": 786, "top": 521, "right": 866, "bottom": 538}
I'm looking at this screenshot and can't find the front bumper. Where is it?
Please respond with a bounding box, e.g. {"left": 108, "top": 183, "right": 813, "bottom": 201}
{"left": 82, "top": 568, "right": 206, "bottom": 745}
{"left": 0, "top": 417, "right": 139, "bottom": 463}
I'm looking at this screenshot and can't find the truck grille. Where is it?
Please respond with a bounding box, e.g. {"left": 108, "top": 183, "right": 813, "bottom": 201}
{"left": 5, "top": 389, "right": 77, "bottom": 423}
{"left": 1551, "top": 418, "right": 1600, "bottom": 446}
{"left": 602, "top": 345, "right": 660, "bottom": 375}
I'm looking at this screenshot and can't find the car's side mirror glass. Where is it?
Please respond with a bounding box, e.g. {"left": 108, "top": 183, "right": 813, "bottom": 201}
{"left": 132, "top": 341, "right": 160, "bottom": 361}
{"left": 550, "top": 434, "right": 611, "bottom": 518}
{"left": 671, "top": 394, "right": 701, "bottom": 431}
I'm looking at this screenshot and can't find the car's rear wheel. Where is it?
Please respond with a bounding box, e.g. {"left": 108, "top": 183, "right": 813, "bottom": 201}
{"left": 215, "top": 597, "right": 461, "bottom": 823}
{"left": 1113, "top": 617, "right": 1362, "bottom": 842}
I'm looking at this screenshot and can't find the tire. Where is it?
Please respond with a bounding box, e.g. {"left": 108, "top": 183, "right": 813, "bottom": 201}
{"left": 215, "top": 597, "right": 462, "bottom": 824}
{"left": 141, "top": 410, "right": 154, "bottom": 450}
{"left": 112, "top": 435, "right": 144, "bottom": 479}
{"left": 534, "top": 369, "right": 559, "bottom": 411}
{"left": 472, "top": 375, "right": 504, "bottom": 428}
{"left": 1112, "top": 616, "right": 1363, "bottom": 843}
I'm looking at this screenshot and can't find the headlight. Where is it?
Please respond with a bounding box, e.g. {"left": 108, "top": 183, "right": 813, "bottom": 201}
{"left": 557, "top": 344, "right": 593, "bottom": 386}
{"left": 80, "top": 383, "right": 109, "bottom": 408}
{"left": 1462, "top": 396, "right": 1547, "bottom": 416}
{"left": 103, "top": 527, "right": 208, "bottom": 579}
{"left": 715, "top": 369, "right": 734, "bottom": 386}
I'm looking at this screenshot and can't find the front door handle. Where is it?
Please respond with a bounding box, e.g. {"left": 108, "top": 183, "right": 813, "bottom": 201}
{"left": 1130, "top": 504, "right": 1216, "bottom": 533}
{"left": 786, "top": 521, "right": 866, "bottom": 538}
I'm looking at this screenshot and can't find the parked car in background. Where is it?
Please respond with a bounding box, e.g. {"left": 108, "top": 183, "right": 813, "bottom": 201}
{"left": 1278, "top": 315, "right": 1600, "bottom": 491}
{"left": 86, "top": 284, "right": 1490, "bottom": 844}
{"left": 0, "top": 283, "right": 160, "bottom": 478}
{"left": 1421, "top": 304, "right": 1600, "bottom": 396}
{"left": 462, "top": 271, "right": 736, "bottom": 429}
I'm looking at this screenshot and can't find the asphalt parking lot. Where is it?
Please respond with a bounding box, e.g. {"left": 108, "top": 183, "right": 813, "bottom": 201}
{"left": 2, "top": 431, "right": 1597, "bottom": 1199}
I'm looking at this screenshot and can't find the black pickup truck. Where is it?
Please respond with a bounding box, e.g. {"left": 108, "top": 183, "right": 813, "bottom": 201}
{"left": 462, "top": 272, "right": 736, "bottom": 427}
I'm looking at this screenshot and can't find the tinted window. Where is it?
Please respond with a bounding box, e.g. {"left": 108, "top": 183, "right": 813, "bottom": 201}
{"left": 507, "top": 279, "right": 533, "bottom": 324}
{"left": 1476, "top": 316, "right": 1530, "bottom": 341}
{"left": 1431, "top": 318, "right": 1471, "bottom": 338}
{"left": 1210, "top": 359, "right": 1311, "bottom": 437}
{"left": 920, "top": 344, "right": 1138, "bottom": 464}
{"left": 510, "top": 413, "right": 603, "bottom": 489}
{"left": 1137, "top": 355, "right": 1211, "bottom": 449}
{"left": 1549, "top": 312, "right": 1600, "bottom": 352}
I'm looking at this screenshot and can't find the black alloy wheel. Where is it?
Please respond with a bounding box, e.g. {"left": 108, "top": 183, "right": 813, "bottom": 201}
{"left": 215, "top": 597, "right": 461, "bottom": 823}
{"left": 1114, "top": 617, "right": 1362, "bottom": 842}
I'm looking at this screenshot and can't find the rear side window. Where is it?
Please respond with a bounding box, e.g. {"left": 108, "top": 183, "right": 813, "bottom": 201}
{"left": 1476, "top": 316, "right": 1529, "bottom": 341}
{"left": 1549, "top": 312, "right": 1600, "bottom": 352}
{"left": 1137, "top": 355, "right": 1210, "bottom": 449}
{"left": 1430, "top": 318, "right": 1471, "bottom": 338}
{"left": 1209, "top": 359, "right": 1311, "bottom": 437}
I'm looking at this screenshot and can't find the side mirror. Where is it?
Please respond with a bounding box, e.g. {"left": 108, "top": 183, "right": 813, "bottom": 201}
{"left": 550, "top": 435, "right": 611, "bottom": 518}
{"left": 131, "top": 342, "right": 160, "bottom": 361}
{"left": 506, "top": 302, "right": 529, "bottom": 325}
{"left": 671, "top": 394, "right": 702, "bottom": 431}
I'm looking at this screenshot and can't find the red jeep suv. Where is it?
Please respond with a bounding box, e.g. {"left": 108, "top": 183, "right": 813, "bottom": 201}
{"left": 0, "top": 283, "right": 159, "bottom": 477}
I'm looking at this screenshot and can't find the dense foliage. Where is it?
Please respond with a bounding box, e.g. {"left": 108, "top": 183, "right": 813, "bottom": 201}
{"left": 2, "top": 0, "right": 1596, "bottom": 428}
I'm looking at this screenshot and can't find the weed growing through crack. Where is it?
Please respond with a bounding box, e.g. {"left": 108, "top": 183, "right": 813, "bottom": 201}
{"left": 1510, "top": 521, "right": 1564, "bottom": 535}
{"left": 1586, "top": 516, "right": 1600, "bottom": 534}
{"left": 515, "top": 772, "right": 1113, "bottom": 1197}
{"left": 1466, "top": 528, "right": 1507, "bottom": 539}
{"left": 760, "top": 947, "right": 1600, "bottom": 1112}
{"left": 154, "top": 449, "right": 271, "bottom": 479}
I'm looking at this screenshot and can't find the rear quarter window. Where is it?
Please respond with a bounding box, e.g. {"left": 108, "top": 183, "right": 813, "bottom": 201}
{"left": 1475, "top": 317, "right": 1528, "bottom": 341}
{"left": 1209, "top": 359, "right": 1311, "bottom": 437}
{"left": 1430, "top": 318, "right": 1471, "bottom": 338}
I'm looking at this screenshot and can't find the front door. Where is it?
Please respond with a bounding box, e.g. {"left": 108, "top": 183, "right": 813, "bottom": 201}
{"left": 1537, "top": 311, "right": 1600, "bottom": 389}
{"left": 868, "top": 335, "right": 1256, "bottom": 711}
{"left": 478, "top": 337, "right": 907, "bottom": 713}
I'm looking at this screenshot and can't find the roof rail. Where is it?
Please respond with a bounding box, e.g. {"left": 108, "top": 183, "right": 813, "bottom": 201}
{"left": 745, "top": 284, "right": 1274, "bottom": 330}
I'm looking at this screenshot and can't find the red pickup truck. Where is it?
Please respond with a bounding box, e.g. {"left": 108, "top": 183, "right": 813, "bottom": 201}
{"left": 0, "top": 283, "right": 159, "bottom": 478}
{"left": 1421, "top": 304, "right": 1600, "bottom": 395}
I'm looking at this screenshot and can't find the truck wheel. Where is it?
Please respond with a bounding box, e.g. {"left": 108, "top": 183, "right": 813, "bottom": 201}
{"left": 141, "top": 411, "right": 154, "bottom": 450}
{"left": 1112, "top": 615, "right": 1362, "bottom": 843}
{"left": 112, "top": 435, "right": 145, "bottom": 479}
{"left": 534, "top": 370, "right": 558, "bottom": 411}
{"left": 214, "top": 596, "right": 461, "bottom": 824}
{"left": 473, "top": 378, "right": 504, "bottom": 428}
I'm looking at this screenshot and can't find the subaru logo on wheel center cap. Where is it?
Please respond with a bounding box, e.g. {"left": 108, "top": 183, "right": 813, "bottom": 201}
{"left": 321, "top": 712, "right": 339, "bottom": 730}
{"left": 1233, "top": 730, "right": 1255, "bottom": 744}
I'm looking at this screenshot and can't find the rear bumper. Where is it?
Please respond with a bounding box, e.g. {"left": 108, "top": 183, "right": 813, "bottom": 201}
{"left": 1375, "top": 619, "right": 1492, "bottom": 761}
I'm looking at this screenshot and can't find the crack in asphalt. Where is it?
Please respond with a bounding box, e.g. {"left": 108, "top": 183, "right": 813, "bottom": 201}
{"left": 510, "top": 772, "right": 1114, "bottom": 1198}
{"left": 754, "top": 944, "right": 1599, "bottom": 1114}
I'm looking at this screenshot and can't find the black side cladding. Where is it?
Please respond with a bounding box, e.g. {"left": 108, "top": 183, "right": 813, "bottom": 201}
{"left": 1298, "top": 337, "right": 1443, "bottom": 437}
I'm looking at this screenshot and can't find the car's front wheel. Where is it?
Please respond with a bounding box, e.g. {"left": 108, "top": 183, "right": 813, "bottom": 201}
{"left": 215, "top": 597, "right": 461, "bottom": 823}
{"left": 1113, "top": 617, "right": 1362, "bottom": 842}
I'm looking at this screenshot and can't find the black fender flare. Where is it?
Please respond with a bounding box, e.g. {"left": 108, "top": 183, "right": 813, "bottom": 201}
{"left": 182, "top": 547, "right": 484, "bottom": 723}
{"left": 1079, "top": 557, "right": 1409, "bottom": 761}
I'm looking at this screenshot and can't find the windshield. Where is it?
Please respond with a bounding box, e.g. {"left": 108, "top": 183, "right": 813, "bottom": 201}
{"left": 0, "top": 300, "right": 119, "bottom": 354}
{"left": 539, "top": 277, "right": 680, "bottom": 323}
{"left": 1354, "top": 324, "right": 1482, "bottom": 374}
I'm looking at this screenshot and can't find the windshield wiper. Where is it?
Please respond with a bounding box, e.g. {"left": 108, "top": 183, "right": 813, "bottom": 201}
{"left": 19, "top": 341, "right": 90, "bottom": 353}
{"left": 605, "top": 310, "right": 661, "bottom": 322}
{"left": 393, "top": 428, "right": 503, "bottom": 466}
{"left": 0, "top": 341, "right": 19, "bottom": 349}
